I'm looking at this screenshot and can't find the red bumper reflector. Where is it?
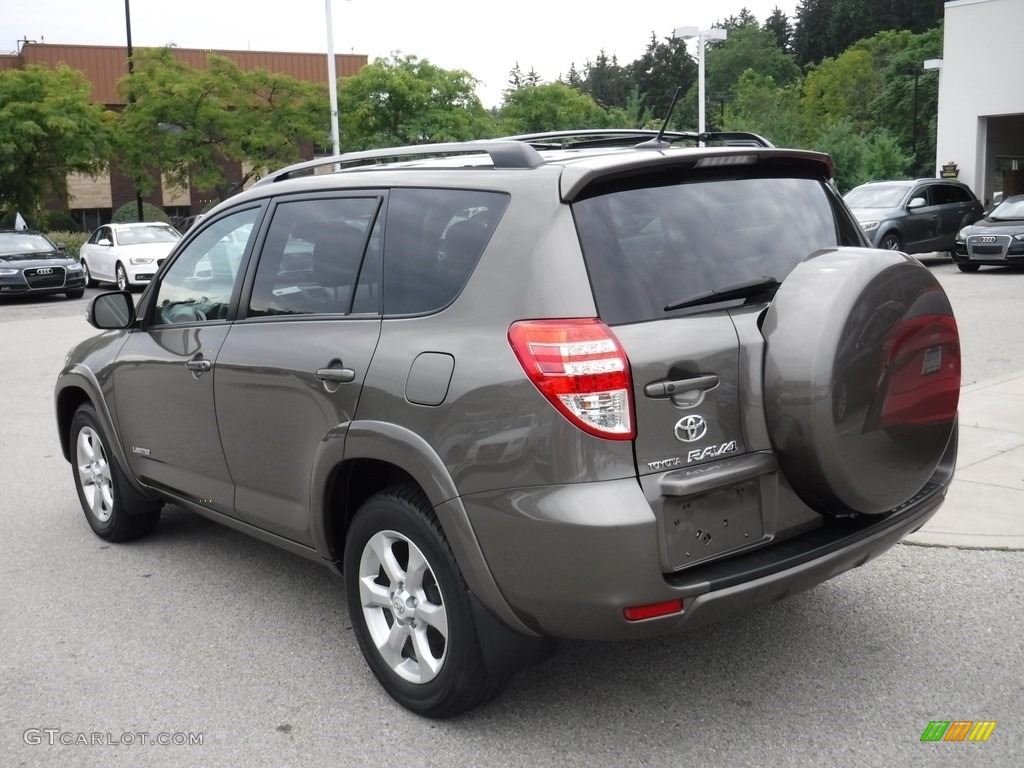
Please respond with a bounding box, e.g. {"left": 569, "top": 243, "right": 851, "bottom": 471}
{"left": 623, "top": 599, "right": 684, "bottom": 622}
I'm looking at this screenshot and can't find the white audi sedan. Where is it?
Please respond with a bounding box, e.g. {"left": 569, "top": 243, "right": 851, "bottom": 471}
{"left": 79, "top": 222, "right": 181, "bottom": 291}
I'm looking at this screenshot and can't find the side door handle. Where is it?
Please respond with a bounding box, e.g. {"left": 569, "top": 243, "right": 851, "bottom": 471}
{"left": 315, "top": 368, "right": 356, "bottom": 383}
{"left": 185, "top": 358, "right": 212, "bottom": 372}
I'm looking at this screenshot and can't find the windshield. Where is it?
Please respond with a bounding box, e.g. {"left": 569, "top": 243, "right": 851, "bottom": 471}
{"left": 116, "top": 225, "right": 181, "bottom": 246}
{"left": 574, "top": 175, "right": 851, "bottom": 325}
{"left": 843, "top": 184, "right": 909, "bottom": 209}
{"left": 989, "top": 195, "right": 1024, "bottom": 220}
{"left": 0, "top": 232, "right": 58, "bottom": 256}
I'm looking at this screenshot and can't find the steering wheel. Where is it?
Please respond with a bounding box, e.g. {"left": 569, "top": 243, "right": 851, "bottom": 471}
{"left": 165, "top": 303, "right": 207, "bottom": 324}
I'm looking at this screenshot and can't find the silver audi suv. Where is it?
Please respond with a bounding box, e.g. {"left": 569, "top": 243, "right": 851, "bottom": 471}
{"left": 55, "top": 130, "right": 960, "bottom": 717}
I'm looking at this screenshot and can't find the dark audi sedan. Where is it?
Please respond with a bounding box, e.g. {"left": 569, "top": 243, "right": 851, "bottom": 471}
{"left": 953, "top": 194, "right": 1024, "bottom": 272}
{"left": 0, "top": 230, "right": 87, "bottom": 299}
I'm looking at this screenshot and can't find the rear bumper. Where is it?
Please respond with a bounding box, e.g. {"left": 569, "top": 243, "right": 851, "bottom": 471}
{"left": 464, "top": 432, "right": 956, "bottom": 641}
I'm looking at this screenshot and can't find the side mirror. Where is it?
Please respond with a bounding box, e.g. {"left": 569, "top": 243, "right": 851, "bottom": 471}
{"left": 88, "top": 291, "right": 136, "bottom": 330}
{"left": 98, "top": 238, "right": 112, "bottom": 247}
{"left": 56, "top": 243, "right": 66, "bottom": 251}
{"left": 907, "top": 197, "right": 927, "bottom": 209}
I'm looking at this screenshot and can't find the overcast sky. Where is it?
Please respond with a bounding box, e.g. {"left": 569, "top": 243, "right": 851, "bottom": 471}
{"left": 3, "top": 1, "right": 798, "bottom": 108}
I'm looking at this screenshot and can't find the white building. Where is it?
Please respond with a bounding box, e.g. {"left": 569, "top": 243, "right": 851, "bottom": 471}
{"left": 936, "top": 0, "right": 1024, "bottom": 207}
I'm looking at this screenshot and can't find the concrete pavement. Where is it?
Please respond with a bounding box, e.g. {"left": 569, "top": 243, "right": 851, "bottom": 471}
{"left": 903, "top": 370, "right": 1024, "bottom": 550}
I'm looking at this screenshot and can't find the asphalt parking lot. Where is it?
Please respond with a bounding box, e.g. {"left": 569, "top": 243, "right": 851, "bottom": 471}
{"left": 1, "top": 262, "right": 1021, "bottom": 766}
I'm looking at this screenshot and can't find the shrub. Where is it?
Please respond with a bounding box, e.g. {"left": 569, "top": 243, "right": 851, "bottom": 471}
{"left": 46, "top": 231, "right": 90, "bottom": 259}
{"left": 111, "top": 201, "right": 171, "bottom": 224}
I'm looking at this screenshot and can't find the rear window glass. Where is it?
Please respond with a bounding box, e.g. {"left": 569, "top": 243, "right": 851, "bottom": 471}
{"left": 573, "top": 175, "right": 849, "bottom": 325}
{"left": 382, "top": 188, "right": 509, "bottom": 315}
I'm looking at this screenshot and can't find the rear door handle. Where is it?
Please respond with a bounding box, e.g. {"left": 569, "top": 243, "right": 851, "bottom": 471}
{"left": 645, "top": 374, "right": 719, "bottom": 399}
{"left": 315, "top": 368, "right": 356, "bottom": 383}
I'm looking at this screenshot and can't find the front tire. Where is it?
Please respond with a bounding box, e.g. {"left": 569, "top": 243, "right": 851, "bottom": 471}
{"left": 70, "top": 404, "right": 161, "bottom": 541}
{"left": 956, "top": 262, "right": 980, "bottom": 273}
{"left": 344, "top": 485, "right": 502, "bottom": 717}
{"left": 878, "top": 233, "right": 903, "bottom": 251}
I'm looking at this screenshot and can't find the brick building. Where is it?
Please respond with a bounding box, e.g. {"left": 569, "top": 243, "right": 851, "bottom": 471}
{"left": 0, "top": 42, "right": 367, "bottom": 230}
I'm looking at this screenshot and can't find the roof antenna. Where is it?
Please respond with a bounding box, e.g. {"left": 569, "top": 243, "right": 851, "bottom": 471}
{"left": 636, "top": 85, "right": 682, "bottom": 150}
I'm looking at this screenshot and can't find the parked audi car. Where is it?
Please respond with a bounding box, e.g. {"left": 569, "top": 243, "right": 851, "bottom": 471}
{"left": 844, "top": 178, "right": 984, "bottom": 254}
{"left": 56, "top": 130, "right": 960, "bottom": 717}
{"left": 0, "top": 230, "right": 86, "bottom": 300}
{"left": 79, "top": 222, "right": 181, "bottom": 290}
{"left": 952, "top": 193, "right": 1024, "bottom": 272}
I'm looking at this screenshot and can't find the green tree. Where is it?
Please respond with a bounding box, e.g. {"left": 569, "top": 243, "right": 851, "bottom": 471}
{"left": 116, "top": 48, "right": 327, "bottom": 203}
{"left": 704, "top": 23, "right": 802, "bottom": 99}
{"left": 801, "top": 48, "right": 880, "bottom": 135}
{"left": 0, "top": 64, "right": 112, "bottom": 218}
{"left": 498, "top": 82, "right": 615, "bottom": 134}
{"left": 580, "top": 51, "right": 631, "bottom": 109}
{"left": 337, "top": 53, "right": 493, "bottom": 150}
{"left": 764, "top": 7, "right": 794, "bottom": 52}
{"left": 629, "top": 33, "right": 697, "bottom": 122}
{"left": 726, "top": 70, "right": 804, "bottom": 148}
{"left": 867, "top": 27, "right": 943, "bottom": 176}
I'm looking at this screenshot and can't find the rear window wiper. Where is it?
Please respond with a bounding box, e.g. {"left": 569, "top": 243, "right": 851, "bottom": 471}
{"left": 664, "top": 276, "right": 780, "bottom": 312}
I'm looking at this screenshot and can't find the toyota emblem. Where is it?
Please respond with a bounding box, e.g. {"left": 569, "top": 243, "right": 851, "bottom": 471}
{"left": 674, "top": 415, "right": 708, "bottom": 442}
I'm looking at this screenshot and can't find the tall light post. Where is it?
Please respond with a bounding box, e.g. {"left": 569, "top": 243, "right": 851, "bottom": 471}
{"left": 124, "top": 0, "right": 145, "bottom": 222}
{"left": 324, "top": 0, "right": 341, "bottom": 157}
{"left": 923, "top": 59, "right": 943, "bottom": 177}
{"left": 674, "top": 25, "right": 728, "bottom": 138}
{"left": 900, "top": 65, "right": 922, "bottom": 173}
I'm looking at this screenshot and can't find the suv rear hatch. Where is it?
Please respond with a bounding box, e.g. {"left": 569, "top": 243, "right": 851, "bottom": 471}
{"left": 570, "top": 157, "right": 862, "bottom": 569}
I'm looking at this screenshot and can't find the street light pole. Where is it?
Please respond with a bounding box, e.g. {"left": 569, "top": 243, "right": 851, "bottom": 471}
{"left": 900, "top": 66, "right": 921, "bottom": 174}
{"left": 124, "top": 0, "right": 144, "bottom": 222}
{"left": 674, "top": 26, "right": 728, "bottom": 140}
{"left": 324, "top": 0, "right": 340, "bottom": 158}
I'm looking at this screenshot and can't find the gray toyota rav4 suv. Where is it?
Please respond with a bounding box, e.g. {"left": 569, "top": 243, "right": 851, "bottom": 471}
{"left": 55, "top": 130, "right": 960, "bottom": 717}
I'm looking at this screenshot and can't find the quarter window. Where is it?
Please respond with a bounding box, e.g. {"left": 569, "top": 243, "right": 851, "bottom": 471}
{"left": 151, "top": 208, "right": 257, "bottom": 325}
{"left": 382, "top": 189, "right": 509, "bottom": 315}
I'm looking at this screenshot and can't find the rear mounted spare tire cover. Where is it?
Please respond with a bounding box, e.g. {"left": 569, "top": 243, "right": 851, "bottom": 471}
{"left": 762, "top": 247, "right": 960, "bottom": 515}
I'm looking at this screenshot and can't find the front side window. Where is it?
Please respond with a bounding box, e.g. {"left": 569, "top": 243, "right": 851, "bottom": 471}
{"left": 574, "top": 174, "right": 851, "bottom": 325}
{"left": 151, "top": 208, "right": 258, "bottom": 325}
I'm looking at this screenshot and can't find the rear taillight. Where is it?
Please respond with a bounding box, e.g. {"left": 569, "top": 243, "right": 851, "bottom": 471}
{"left": 508, "top": 319, "right": 634, "bottom": 440}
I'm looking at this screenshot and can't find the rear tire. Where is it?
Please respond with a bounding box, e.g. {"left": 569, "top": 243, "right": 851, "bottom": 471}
{"left": 70, "top": 403, "right": 161, "bottom": 542}
{"left": 344, "top": 485, "right": 504, "bottom": 717}
{"left": 956, "top": 262, "right": 980, "bottom": 273}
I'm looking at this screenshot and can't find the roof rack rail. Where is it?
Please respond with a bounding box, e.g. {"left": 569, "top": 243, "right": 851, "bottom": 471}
{"left": 500, "top": 129, "right": 775, "bottom": 150}
{"left": 254, "top": 140, "right": 545, "bottom": 186}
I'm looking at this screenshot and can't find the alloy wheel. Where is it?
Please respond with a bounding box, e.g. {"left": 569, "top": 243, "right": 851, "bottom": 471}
{"left": 76, "top": 425, "right": 114, "bottom": 523}
{"left": 357, "top": 529, "right": 449, "bottom": 684}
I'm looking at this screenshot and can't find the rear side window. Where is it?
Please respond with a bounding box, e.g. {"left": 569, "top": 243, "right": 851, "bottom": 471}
{"left": 382, "top": 188, "right": 509, "bottom": 315}
{"left": 248, "top": 197, "right": 378, "bottom": 317}
{"left": 573, "top": 175, "right": 851, "bottom": 325}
